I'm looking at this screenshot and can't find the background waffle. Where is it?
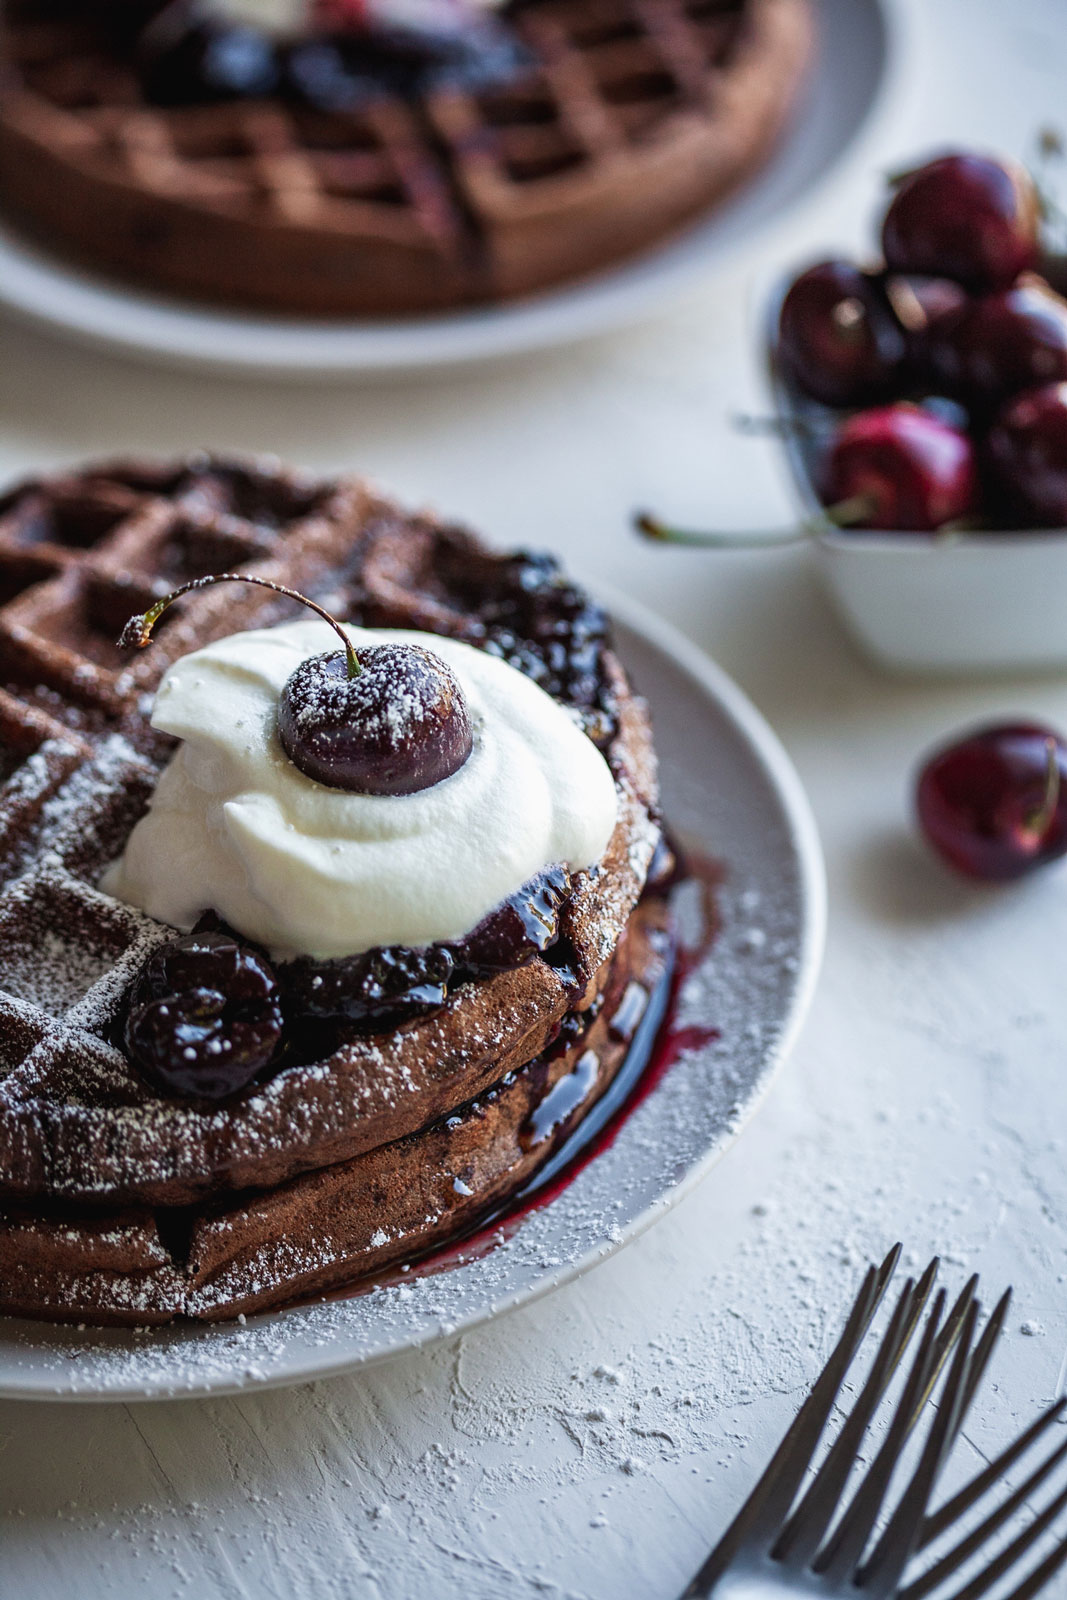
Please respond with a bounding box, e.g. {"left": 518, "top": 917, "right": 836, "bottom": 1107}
{"left": 0, "top": 0, "right": 812, "bottom": 314}
{"left": 0, "top": 454, "right": 665, "bottom": 1322}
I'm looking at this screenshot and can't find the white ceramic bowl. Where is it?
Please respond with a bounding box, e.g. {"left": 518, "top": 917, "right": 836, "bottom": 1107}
{"left": 766, "top": 293, "right": 1067, "bottom": 678}
{"left": 810, "top": 525, "right": 1067, "bottom": 676}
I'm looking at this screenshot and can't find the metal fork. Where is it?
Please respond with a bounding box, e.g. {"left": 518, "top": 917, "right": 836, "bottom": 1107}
{"left": 679, "top": 1243, "right": 1065, "bottom": 1599}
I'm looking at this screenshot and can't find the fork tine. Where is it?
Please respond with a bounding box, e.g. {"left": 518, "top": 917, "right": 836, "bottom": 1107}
{"left": 738, "top": 1245, "right": 902, "bottom": 1536}
{"left": 920, "top": 1397, "right": 1067, "bottom": 1548}
{"left": 924, "top": 1276, "right": 983, "bottom": 1424}
{"left": 902, "top": 1432, "right": 1067, "bottom": 1600}
{"left": 858, "top": 1299, "right": 983, "bottom": 1597}
{"left": 773, "top": 1259, "right": 940, "bottom": 1567}
{"left": 938, "top": 1478, "right": 1067, "bottom": 1600}
{"left": 814, "top": 1277, "right": 969, "bottom": 1582}
{"left": 1002, "top": 1526, "right": 1067, "bottom": 1600}
{"left": 957, "top": 1287, "right": 1013, "bottom": 1429}
{"left": 678, "top": 1244, "right": 901, "bottom": 1599}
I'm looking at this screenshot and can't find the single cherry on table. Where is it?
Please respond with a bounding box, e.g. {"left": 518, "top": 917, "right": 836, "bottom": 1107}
{"left": 916, "top": 722, "right": 1067, "bottom": 882}
{"left": 881, "top": 152, "right": 1040, "bottom": 293}
{"left": 119, "top": 572, "right": 474, "bottom": 796}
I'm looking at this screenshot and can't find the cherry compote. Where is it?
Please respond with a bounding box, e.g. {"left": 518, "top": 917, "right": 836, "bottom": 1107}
{"left": 124, "top": 931, "right": 283, "bottom": 1099}
{"left": 276, "top": 865, "right": 573, "bottom": 1026}
{"left": 136, "top": 0, "right": 528, "bottom": 107}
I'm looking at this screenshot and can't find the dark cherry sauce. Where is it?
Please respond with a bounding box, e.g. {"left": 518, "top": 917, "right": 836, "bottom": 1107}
{"left": 308, "top": 844, "right": 723, "bottom": 1310}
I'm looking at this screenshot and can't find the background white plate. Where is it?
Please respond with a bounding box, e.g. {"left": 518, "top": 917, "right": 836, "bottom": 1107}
{"left": 0, "top": 0, "right": 896, "bottom": 377}
{"left": 0, "top": 595, "right": 824, "bottom": 1403}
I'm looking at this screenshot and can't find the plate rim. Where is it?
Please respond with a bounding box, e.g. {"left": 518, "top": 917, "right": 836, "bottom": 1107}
{"left": 0, "top": 0, "right": 906, "bottom": 379}
{"left": 0, "top": 591, "right": 825, "bottom": 1403}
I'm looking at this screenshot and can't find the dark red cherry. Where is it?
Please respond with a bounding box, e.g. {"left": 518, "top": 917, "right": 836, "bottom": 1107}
{"left": 821, "top": 403, "right": 978, "bottom": 531}
{"left": 882, "top": 153, "right": 1039, "bottom": 293}
{"left": 926, "top": 281, "right": 1067, "bottom": 409}
{"left": 916, "top": 722, "right": 1067, "bottom": 881}
{"left": 777, "top": 261, "right": 908, "bottom": 406}
{"left": 277, "top": 642, "right": 473, "bottom": 794}
{"left": 883, "top": 274, "right": 969, "bottom": 383}
{"left": 119, "top": 572, "right": 473, "bottom": 799}
{"left": 635, "top": 402, "right": 977, "bottom": 547}
{"left": 984, "top": 381, "right": 1067, "bottom": 527}
{"left": 124, "top": 932, "right": 283, "bottom": 1099}
{"left": 884, "top": 274, "right": 969, "bottom": 332}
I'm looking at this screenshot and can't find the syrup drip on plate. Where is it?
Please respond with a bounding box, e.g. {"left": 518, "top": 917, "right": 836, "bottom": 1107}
{"left": 520, "top": 1047, "right": 600, "bottom": 1150}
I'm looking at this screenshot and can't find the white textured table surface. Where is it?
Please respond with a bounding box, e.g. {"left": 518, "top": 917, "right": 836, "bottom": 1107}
{"left": 4, "top": 1, "right": 1067, "bottom": 1593}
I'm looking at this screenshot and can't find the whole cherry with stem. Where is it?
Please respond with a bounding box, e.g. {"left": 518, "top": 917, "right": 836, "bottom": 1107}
{"left": 916, "top": 722, "right": 1067, "bottom": 881}
{"left": 635, "top": 403, "right": 978, "bottom": 546}
{"left": 120, "top": 572, "right": 474, "bottom": 795}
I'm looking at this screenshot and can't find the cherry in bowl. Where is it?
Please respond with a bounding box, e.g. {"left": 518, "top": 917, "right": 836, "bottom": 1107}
{"left": 925, "top": 281, "right": 1067, "bottom": 410}
{"left": 882, "top": 152, "right": 1039, "bottom": 294}
{"left": 777, "top": 260, "right": 908, "bottom": 408}
{"left": 819, "top": 402, "right": 977, "bottom": 533}
{"left": 916, "top": 721, "right": 1067, "bottom": 882}
{"left": 985, "top": 381, "right": 1067, "bottom": 527}
{"left": 636, "top": 402, "right": 978, "bottom": 546}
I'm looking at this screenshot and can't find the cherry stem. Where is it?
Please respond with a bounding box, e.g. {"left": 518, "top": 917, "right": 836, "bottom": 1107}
{"left": 730, "top": 412, "right": 816, "bottom": 439}
{"left": 885, "top": 159, "right": 922, "bottom": 189}
{"left": 118, "top": 573, "right": 362, "bottom": 678}
{"left": 634, "top": 493, "right": 877, "bottom": 549}
{"left": 1024, "top": 737, "right": 1061, "bottom": 841}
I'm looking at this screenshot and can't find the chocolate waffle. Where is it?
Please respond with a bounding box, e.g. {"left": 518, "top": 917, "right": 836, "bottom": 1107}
{"left": 0, "top": 0, "right": 812, "bottom": 314}
{"left": 0, "top": 453, "right": 667, "bottom": 1323}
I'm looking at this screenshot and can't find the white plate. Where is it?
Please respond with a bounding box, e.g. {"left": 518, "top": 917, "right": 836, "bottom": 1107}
{"left": 0, "top": 0, "right": 897, "bottom": 378}
{"left": 0, "top": 594, "right": 824, "bottom": 1402}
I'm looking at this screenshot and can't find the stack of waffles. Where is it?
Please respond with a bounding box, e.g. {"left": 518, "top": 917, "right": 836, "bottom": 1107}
{"left": 0, "top": 455, "right": 670, "bottom": 1324}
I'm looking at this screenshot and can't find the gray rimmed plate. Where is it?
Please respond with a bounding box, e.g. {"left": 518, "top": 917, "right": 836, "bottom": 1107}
{"left": 0, "top": 595, "right": 824, "bottom": 1401}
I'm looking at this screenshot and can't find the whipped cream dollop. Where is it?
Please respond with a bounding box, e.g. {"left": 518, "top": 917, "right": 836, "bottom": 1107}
{"left": 206, "top": 0, "right": 502, "bottom": 35}
{"left": 104, "top": 621, "right": 617, "bottom": 961}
